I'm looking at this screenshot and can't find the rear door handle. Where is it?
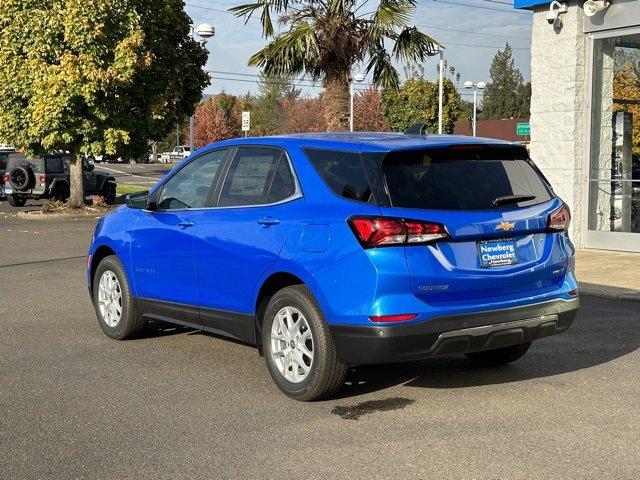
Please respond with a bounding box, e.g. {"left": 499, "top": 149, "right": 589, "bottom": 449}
{"left": 258, "top": 216, "right": 280, "bottom": 226}
{"left": 178, "top": 220, "right": 196, "bottom": 228}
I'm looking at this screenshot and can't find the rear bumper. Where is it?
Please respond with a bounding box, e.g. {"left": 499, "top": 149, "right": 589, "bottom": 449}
{"left": 329, "top": 297, "right": 579, "bottom": 365}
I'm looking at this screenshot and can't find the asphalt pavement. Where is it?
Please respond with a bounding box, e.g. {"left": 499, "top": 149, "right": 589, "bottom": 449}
{"left": 0, "top": 209, "right": 639, "bottom": 479}
{"left": 93, "top": 162, "right": 173, "bottom": 187}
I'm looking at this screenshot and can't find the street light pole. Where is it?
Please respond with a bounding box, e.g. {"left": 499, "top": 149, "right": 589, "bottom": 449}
{"left": 189, "top": 23, "right": 215, "bottom": 154}
{"left": 349, "top": 73, "right": 366, "bottom": 132}
{"left": 438, "top": 49, "right": 444, "bottom": 135}
{"left": 463, "top": 80, "right": 486, "bottom": 137}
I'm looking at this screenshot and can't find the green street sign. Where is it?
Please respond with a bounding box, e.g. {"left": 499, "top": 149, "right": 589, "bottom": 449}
{"left": 516, "top": 122, "right": 531, "bottom": 136}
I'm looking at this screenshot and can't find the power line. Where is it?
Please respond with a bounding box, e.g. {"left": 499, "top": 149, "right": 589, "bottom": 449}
{"left": 447, "top": 41, "right": 529, "bottom": 50}
{"left": 417, "top": 24, "right": 530, "bottom": 41}
{"left": 208, "top": 73, "right": 480, "bottom": 96}
{"left": 185, "top": 2, "right": 532, "bottom": 41}
{"left": 429, "top": 0, "right": 532, "bottom": 14}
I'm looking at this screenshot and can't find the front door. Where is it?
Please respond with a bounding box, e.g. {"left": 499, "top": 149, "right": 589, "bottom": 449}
{"left": 194, "top": 147, "right": 301, "bottom": 340}
{"left": 130, "top": 149, "right": 226, "bottom": 324}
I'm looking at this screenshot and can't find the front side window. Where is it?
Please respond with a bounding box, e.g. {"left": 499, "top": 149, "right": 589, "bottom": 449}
{"left": 218, "top": 147, "right": 294, "bottom": 207}
{"left": 157, "top": 149, "right": 226, "bottom": 210}
{"left": 382, "top": 147, "right": 553, "bottom": 211}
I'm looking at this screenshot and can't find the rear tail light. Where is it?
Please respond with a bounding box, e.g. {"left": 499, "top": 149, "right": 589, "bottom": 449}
{"left": 369, "top": 314, "right": 418, "bottom": 323}
{"left": 547, "top": 203, "right": 571, "bottom": 232}
{"left": 349, "top": 216, "right": 449, "bottom": 248}
{"left": 2, "top": 173, "right": 8, "bottom": 183}
{"left": 39, "top": 174, "right": 46, "bottom": 185}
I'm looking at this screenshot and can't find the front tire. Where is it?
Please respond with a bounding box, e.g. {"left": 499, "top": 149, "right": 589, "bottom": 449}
{"left": 262, "top": 285, "right": 348, "bottom": 401}
{"left": 7, "top": 194, "right": 26, "bottom": 207}
{"left": 102, "top": 182, "right": 116, "bottom": 204}
{"left": 465, "top": 342, "right": 532, "bottom": 367}
{"left": 92, "top": 255, "right": 144, "bottom": 340}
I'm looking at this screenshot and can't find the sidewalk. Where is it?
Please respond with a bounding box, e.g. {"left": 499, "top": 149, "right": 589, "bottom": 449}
{"left": 576, "top": 249, "right": 640, "bottom": 302}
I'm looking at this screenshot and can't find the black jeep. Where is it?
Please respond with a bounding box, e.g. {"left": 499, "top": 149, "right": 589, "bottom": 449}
{"left": 2, "top": 153, "right": 116, "bottom": 207}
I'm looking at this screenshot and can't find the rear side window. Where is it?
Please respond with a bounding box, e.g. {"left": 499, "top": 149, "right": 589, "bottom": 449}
{"left": 305, "top": 148, "right": 372, "bottom": 202}
{"left": 219, "top": 147, "right": 294, "bottom": 207}
{"left": 45, "top": 157, "right": 63, "bottom": 173}
{"left": 382, "top": 147, "right": 553, "bottom": 211}
{"left": 0, "top": 154, "right": 7, "bottom": 170}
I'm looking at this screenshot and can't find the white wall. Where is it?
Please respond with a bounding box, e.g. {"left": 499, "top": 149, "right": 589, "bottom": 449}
{"left": 530, "top": 1, "right": 587, "bottom": 245}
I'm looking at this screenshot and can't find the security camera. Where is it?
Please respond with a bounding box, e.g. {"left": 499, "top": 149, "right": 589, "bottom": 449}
{"left": 546, "top": 1, "right": 568, "bottom": 25}
{"left": 583, "top": 0, "right": 610, "bottom": 17}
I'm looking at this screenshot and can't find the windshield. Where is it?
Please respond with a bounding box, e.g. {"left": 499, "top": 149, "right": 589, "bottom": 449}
{"left": 382, "top": 146, "right": 553, "bottom": 211}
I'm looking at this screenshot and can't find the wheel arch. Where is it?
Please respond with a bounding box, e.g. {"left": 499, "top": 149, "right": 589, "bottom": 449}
{"left": 89, "top": 245, "right": 117, "bottom": 295}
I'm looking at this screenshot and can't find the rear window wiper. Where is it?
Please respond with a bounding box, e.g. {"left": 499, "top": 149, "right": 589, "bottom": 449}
{"left": 492, "top": 194, "right": 536, "bottom": 206}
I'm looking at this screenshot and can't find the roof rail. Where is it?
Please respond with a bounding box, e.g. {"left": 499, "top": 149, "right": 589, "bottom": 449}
{"left": 404, "top": 123, "right": 429, "bottom": 137}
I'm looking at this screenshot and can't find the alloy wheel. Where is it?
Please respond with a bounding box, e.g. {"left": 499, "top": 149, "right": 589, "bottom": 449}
{"left": 270, "top": 306, "right": 314, "bottom": 383}
{"left": 97, "top": 270, "right": 123, "bottom": 328}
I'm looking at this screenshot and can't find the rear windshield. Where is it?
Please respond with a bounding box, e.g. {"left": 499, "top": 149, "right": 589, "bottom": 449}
{"left": 0, "top": 154, "right": 7, "bottom": 170}
{"left": 382, "top": 147, "right": 553, "bottom": 211}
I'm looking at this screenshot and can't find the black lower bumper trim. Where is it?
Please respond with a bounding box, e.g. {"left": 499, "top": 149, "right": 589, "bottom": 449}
{"left": 329, "top": 298, "right": 579, "bottom": 365}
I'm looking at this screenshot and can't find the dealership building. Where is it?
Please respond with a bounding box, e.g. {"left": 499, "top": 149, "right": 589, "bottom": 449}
{"left": 514, "top": 0, "right": 640, "bottom": 252}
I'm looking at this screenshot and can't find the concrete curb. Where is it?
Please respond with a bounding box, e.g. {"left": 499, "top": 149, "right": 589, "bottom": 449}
{"left": 579, "top": 282, "right": 640, "bottom": 303}
{"left": 16, "top": 211, "right": 106, "bottom": 220}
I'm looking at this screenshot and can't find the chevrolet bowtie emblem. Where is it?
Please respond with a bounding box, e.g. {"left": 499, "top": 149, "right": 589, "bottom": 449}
{"left": 496, "top": 221, "right": 515, "bottom": 232}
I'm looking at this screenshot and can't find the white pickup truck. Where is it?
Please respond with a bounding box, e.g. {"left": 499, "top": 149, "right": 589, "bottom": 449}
{"left": 159, "top": 146, "right": 191, "bottom": 164}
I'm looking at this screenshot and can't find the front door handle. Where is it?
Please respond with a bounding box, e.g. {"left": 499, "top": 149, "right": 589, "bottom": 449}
{"left": 258, "top": 216, "right": 280, "bottom": 226}
{"left": 178, "top": 220, "right": 196, "bottom": 228}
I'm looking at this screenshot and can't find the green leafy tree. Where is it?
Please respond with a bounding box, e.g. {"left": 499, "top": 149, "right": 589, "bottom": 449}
{"left": 382, "top": 75, "right": 462, "bottom": 134}
{"left": 231, "top": 0, "right": 440, "bottom": 131}
{"left": 0, "top": 0, "right": 209, "bottom": 206}
{"left": 482, "top": 43, "right": 530, "bottom": 120}
{"left": 252, "top": 73, "right": 301, "bottom": 135}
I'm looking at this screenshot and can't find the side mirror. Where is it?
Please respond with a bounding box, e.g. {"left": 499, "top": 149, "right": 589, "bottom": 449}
{"left": 125, "top": 190, "right": 150, "bottom": 209}
{"left": 146, "top": 189, "right": 160, "bottom": 211}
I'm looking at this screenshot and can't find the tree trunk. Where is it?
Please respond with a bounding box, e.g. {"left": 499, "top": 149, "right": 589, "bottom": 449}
{"left": 323, "top": 75, "right": 350, "bottom": 131}
{"left": 69, "top": 151, "right": 85, "bottom": 207}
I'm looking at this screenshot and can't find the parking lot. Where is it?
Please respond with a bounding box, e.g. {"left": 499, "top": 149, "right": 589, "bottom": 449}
{"left": 1, "top": 202, "right": 639, "bottom": 479}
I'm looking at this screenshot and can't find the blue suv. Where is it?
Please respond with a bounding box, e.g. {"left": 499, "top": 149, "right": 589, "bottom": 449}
{"left": 88, "top": 133, "right": 579, "bottom": 401}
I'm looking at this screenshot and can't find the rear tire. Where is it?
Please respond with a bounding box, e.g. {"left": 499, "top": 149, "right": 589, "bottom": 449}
{"left": 262, "top": 285, "right": 348, "bottom": 401}
{"left": 92, "top": 255, "right": 144, "bottom": 340}
{"left": 7, "top": 194, "right": 26, "bottom": 207}
{"left": 465, "top": 342, "right": 532, "bottom": 367}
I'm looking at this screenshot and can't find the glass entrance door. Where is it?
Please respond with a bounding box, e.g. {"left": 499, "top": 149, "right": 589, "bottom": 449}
{"left": 588, "top": 31, "right": 640, "bottom": 251}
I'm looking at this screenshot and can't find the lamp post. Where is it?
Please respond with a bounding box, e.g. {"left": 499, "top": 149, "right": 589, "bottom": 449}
{"left": 349, "top": 73, "right": 366, "bottom": 132}
{"left": 463, "top": 81, "right": 486, "bottom": 137}
{"left": 438, "top": 48, "right": 445, "bottom": 134}
{"left": 189, "top": 23, "right": 215, "bottom": 154}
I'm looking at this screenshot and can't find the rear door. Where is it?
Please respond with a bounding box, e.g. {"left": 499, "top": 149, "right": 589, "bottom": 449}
{"left": 376, "top": 145, "right": 572, "bottom": 303}
{"left": 194, "top": 146, "right": 301, "bottom": 338}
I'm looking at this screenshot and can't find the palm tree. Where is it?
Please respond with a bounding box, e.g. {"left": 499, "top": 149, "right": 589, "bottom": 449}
{"left": 230, "top": 0, "right": 440, "bottom": 131}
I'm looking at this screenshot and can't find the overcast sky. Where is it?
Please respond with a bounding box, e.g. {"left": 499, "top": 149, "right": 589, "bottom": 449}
{"left": 185, "top": 0, "right": 533, "bottom": 101}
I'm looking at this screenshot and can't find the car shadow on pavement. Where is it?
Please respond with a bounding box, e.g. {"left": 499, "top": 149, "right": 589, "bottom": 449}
{"left": 335, "top": 295, "right": 640, "bottom": 399}
{"left": 137, "top": 320, "right": 193, "bottom": 339}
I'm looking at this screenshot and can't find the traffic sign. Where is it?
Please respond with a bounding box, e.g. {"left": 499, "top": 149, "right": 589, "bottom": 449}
{"left": 516, "top": 122, "right": 531, "bottom": 136}
{"left": 241, "top": 111, "right": 251, "bottom": 132}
